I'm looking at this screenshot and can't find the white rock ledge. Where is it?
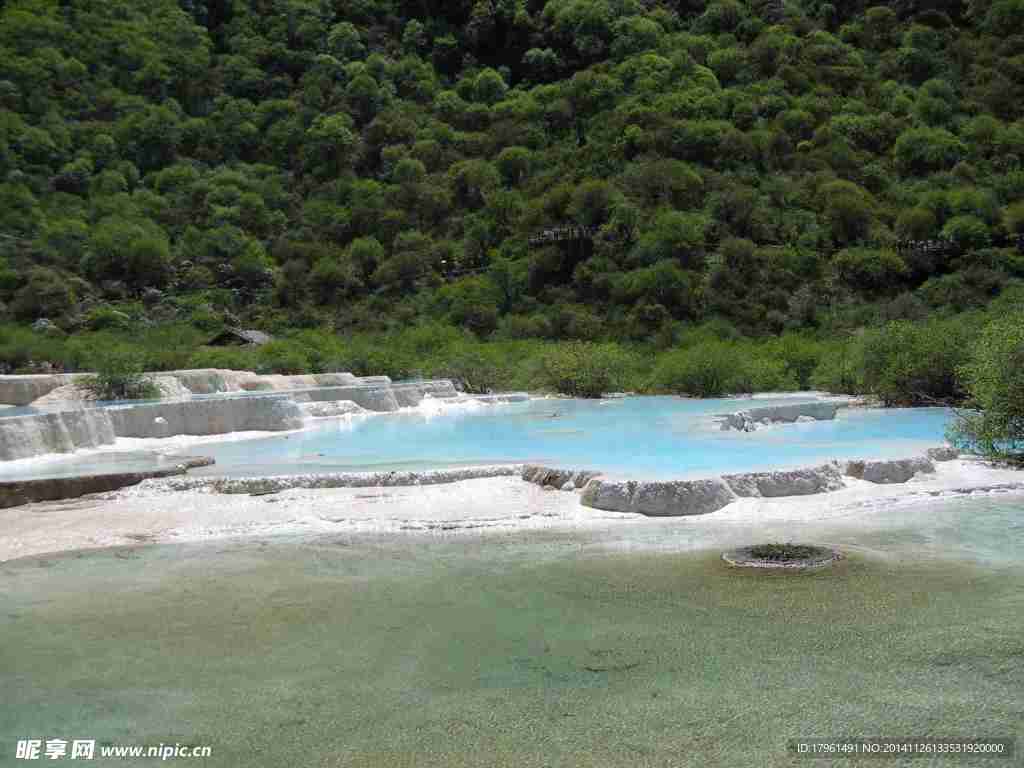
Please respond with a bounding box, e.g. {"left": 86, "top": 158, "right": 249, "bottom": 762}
{"left": 844, "top": 456, "right": 936, "bottom": 484}
{"left": 160, "top": 465, "right": 525, "bottom": 494}
{"left": 581, "top": 477, "right": 737, "bottom": 517}
{"left": 721, "top": 463, "right": 845, "bottom": 497}
{"left": 525, "top": 450, "right": 951, "bottom": 517}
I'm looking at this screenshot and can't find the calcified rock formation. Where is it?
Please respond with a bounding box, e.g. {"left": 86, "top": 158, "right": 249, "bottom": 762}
{"left": 161, "top": 465, "right": 524, "bottom": 494}
{"left": 106, "top": 395, "right": 306, "bottom": 438}
{"left": 0, "top": 373, "right": 86, "bottom": 406}
{"left": 720, "top": 402, "right": 841, "bottom": 432}
{"left": 32, "top": 375, "right": 193, "bottom": 407}
{"left": 722, "top": 463, "right": 845, "bottom": 497}
{"left": 581, "top": 477, "right": 737, "bottom": 517}
{"left": 0, "top": 396, "right": 305, "bottom": 460}
{"left": 301, "top": 400, "right": 368, "bottom": 418}
{"left": 526, "top": 451, "right": 946, "bottom": 517}
{"left": 926, "top": 445, "right": 960, "bottom": 462}
{"left": 0, "top": 457, "right": 214, "bottom": 508}
{"left": 0, "top": 375, "right": 523, "bottom": 460}
{"left": 0, "top": 369, "right": 393, "bottom": 406}
{"left": 521, "top": 465, "right": 602, "bottom": 491}
{"left": 845, "top": 456, "right": 936, "bottom": 484}
{"left": 0, "top": 409, "right": 117, "bottom": 460}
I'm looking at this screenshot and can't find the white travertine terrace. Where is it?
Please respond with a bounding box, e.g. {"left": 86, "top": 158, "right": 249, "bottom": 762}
{"left": 527, "top": 455, "right": 943, "bottom": 517}
{"left": 0, "top": 373, "right": 473, "bottom": 460}
{"left": 0, "top": 369, "right": 386, "bottom": 406}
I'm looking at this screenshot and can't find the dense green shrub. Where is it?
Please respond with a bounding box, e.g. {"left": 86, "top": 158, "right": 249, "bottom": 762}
{"left": 858, "top": 319, "right": 972, "bottom": 405}
{"left": 0, "top": 324, "right": 71, "bottom": 372}
{"left": 539, "top": 342, "right": 634, "bottom": 397}
{"left": 255, "top": 340, "right": 313, "bottom": 375}
{"left": 647, "top": 342, "right": 753, "bottom": 397}
{"left": 949, "top": 311, "right": 1024, "bottom": 459}
{"left": 810, "top": 335, "right": 866, "bottom": 394}
{"left": 11, "top": 267, "right": 75, "bottom": 321}
{"left": 766, "top": 334, "right": 828, "bottom": 390}
{"left": 426, "top": 349, "right": 503, "bottom": 393}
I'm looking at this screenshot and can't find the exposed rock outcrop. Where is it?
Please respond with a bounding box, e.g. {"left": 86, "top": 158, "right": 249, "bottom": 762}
{"left": 720, "top": 402, "right": 840, "bottom": 432}
{"left": 844, "top": 456, "right": 936, "bottom": 484}
{"left": 722, "top": 463, "right": 845, "bottom": 497}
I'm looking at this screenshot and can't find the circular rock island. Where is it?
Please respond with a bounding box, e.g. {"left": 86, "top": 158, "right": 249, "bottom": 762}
{"left": 722, "top": 543, "right": 842, "bottom": 570}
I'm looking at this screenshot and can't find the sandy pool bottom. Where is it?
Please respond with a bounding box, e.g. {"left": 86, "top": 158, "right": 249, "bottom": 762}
{"left": 2, "top": 527, "right": 1023, "bottom": 767}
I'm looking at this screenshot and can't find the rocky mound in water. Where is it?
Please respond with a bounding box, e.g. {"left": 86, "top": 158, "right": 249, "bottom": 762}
{"left": 720, "top": 402, "right": 841, "bottom": 432}
{"left": 722, "top": 543, "right": 842, "bottom": 570}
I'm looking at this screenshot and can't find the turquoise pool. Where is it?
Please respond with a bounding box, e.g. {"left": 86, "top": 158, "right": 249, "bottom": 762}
{"left": 193, "top": 396, "right": 953, "bottom": 479}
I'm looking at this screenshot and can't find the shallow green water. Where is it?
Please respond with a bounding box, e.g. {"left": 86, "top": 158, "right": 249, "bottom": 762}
{"left": 2, "top": 524, "right": 1022, "bottom": 767}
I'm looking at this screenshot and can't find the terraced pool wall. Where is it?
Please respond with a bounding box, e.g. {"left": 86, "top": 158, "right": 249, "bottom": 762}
{"left": 0, "top": 372, "right": 461, "bottom": 460}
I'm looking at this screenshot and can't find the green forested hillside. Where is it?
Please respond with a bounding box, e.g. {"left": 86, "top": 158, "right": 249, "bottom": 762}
{"left": 0, "top": 0, "right": 1023, "bottom": 420}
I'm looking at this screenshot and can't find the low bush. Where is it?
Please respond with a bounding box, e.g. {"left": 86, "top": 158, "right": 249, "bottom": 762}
{"left": 77, "top": 349, "right": 160, "bottom": 401}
